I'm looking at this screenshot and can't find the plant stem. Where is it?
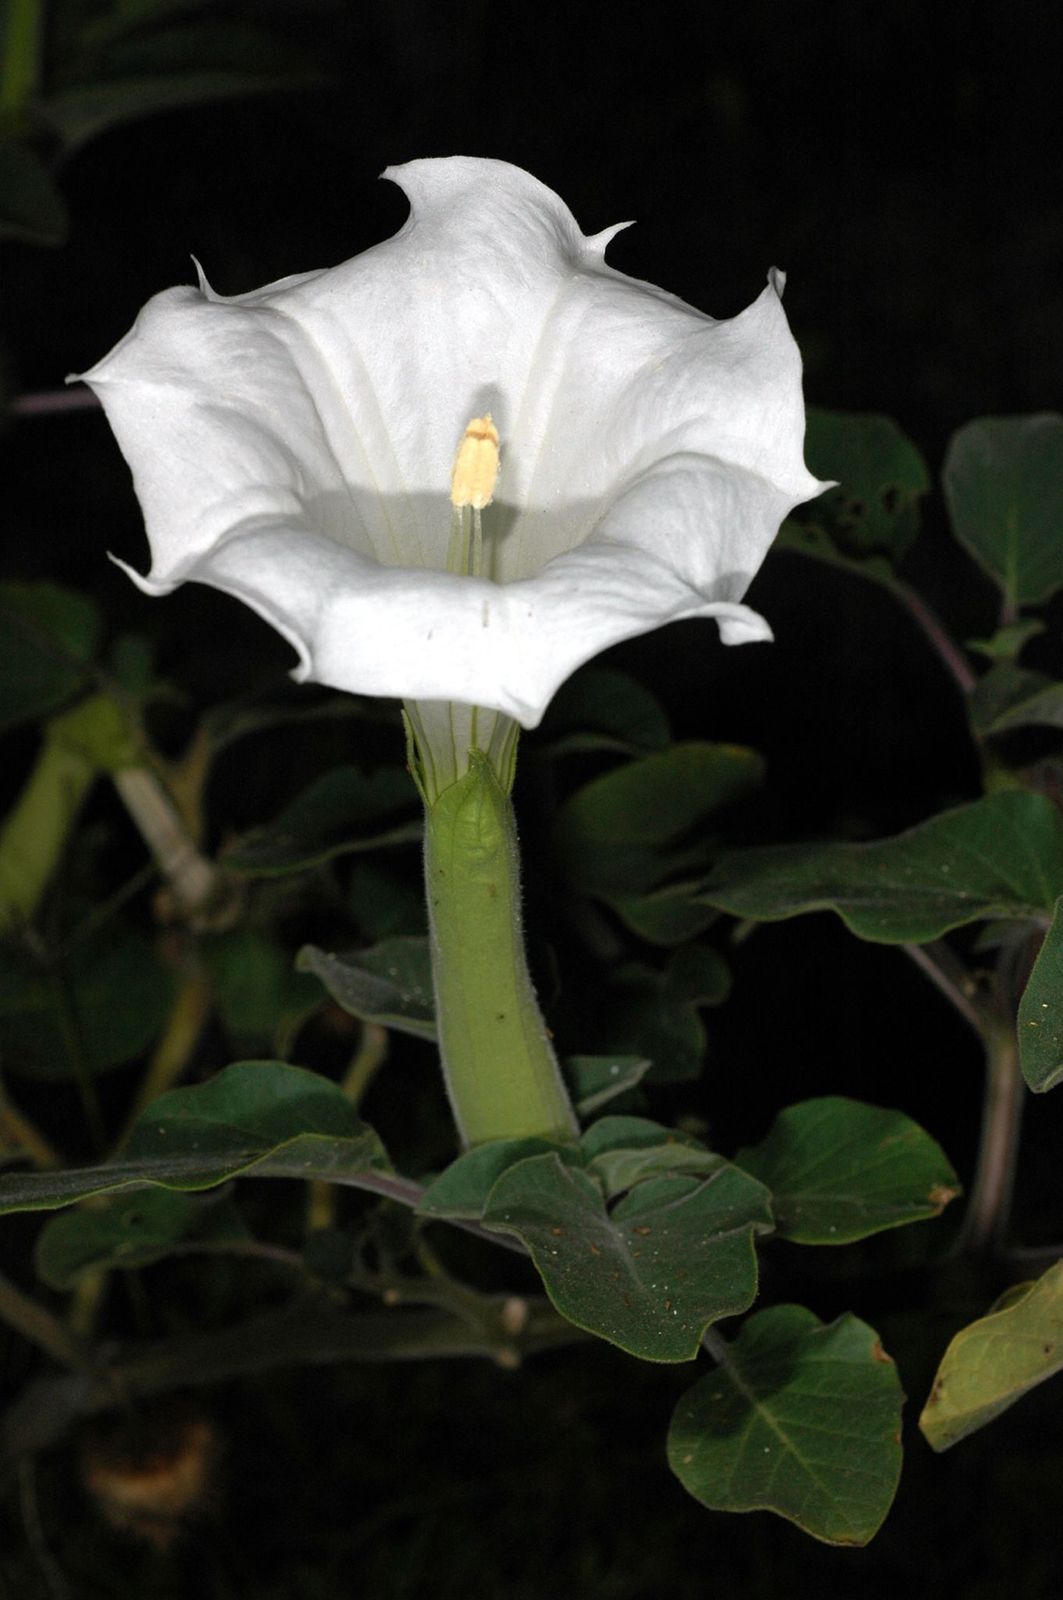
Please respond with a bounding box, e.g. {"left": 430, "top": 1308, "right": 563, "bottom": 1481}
{"left": 0, "top": 0, "right": 43, "bottom": 116}
{"left": 0, "top": 736, "right": 95, "bottom": 930}
{"left": 307, "top": 1022, "right": 389, "bottom": 1231}
{"left": 112, "top": 766, "right": 221, "bottom": 919}
{"left": 421, "top": 751, "right": 577, "bottom": 1147}
{"left": 893, "top": 578, "right": 977, "bottom": 697}
{"left": 958, "top": 1017, "right": 1024, "bottom": 1253}
{"left": 0, "top": 1269, "right": 87, "bottom": 1370}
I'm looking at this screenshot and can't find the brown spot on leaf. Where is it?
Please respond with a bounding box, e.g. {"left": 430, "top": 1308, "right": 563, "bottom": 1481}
{"left": 928, "top": 1184, "right": 960, "bottom": 1212}
{"left": 872, "top": 1340, "right": 893, "bottom": 1364}
{"left": 632, "top": 1226, "right": 652, "bottom": 1236}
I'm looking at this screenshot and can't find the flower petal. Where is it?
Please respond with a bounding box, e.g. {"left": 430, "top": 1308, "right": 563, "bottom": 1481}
{"left": 78, "top": 157, "right": 824, "bottom": 726}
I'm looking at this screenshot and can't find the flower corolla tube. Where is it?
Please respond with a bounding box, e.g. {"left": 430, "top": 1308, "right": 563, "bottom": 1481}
{"left": 79, "top": 157, "right": 825, "bottom": 732}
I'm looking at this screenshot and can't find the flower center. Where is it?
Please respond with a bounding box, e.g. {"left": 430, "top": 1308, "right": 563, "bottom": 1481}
{"left": 447, "top": 414, "right": 499, "bottom": 579}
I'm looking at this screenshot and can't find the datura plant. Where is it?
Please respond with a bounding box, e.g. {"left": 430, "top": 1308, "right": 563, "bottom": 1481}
{"left": 75, "top": 156, "right": 824, "bottom": 1150}
{"left": 4, "top": 154, "right": 1063, "bottom": 1563}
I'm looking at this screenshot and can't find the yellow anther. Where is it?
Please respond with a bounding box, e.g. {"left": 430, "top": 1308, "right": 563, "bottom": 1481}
{"left": 450, "top": 414, "right": 500, "bottom": 510}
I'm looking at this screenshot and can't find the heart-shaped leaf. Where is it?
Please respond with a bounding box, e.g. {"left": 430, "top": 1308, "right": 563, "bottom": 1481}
{"left": 669, "top": 1305, "right": 904, "bottom": 1545}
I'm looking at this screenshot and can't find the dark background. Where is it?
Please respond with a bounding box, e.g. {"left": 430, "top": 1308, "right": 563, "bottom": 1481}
{"left": 3, "top": 1, "right": 1063, "bottom": 1595}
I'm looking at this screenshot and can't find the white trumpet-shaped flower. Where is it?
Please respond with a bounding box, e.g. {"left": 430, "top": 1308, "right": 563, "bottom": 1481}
{"left": 79, "top": 157, "right": 824, "bottom": 731}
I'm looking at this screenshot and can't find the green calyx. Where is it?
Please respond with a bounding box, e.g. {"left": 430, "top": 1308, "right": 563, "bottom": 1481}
{"left": 421, "top": 749, "right": 577, "bottom": 1148}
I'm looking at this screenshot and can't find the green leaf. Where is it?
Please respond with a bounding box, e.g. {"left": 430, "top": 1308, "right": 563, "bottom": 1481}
{"left": 565, "top": 1054, "right": 650, "bottom": 1117}
{"left": 698, "top": 790, "right": 1063, "bottom": 942}
{"left": 418, "top": 1137, "right": 562, "bottom": 1220}
{"left": 222, "top": 765, "right": 419, "bottom": 876}
{"left": 966, "top": 618, "right": 1045, "bottom": 664}
{"left": 920, "top": 1262, "right": 1063, "bottom": 1451}
{"left": 0, "top": 1062, "right": 391, "bottom": 1215}
{"left": 1018, "top": 896, "right": 1063, "bottom": 1092}
{"left": 202, "top": 930, "right": 321, "bottom": 1048}
{"left": 555, "top": 742, "right": 764, "bottom": 900}
{"left": 598, "top": 946, "right": 732, "bottom": 1083}
{"left": 669, "top": 1305, "right": 904, "bottom": 1546}
{"left": 534, "top": 667, "right": 670, "bottom": 757}
{"left": 971, "top": 669, "right": 1063, "bottom": 739}
{"left": 297, "top": 937, "right": 436, "bottom": 1040}
{"left": 0, "top": 582, "right": 101, "bottom": 731}
{"left": 944, "top": 414, "right": 1063, "bottom": 608}
{"left": 0, "top": 141, "right": 68, "bottom": 246}
{"left": 0, "top": 922, "right": 171, "bottom": 1080}
{"left": 734, "top": 1097, "right": 961, "bottom": 1243}
{"left": 34, "top": 1188, "right": 244, "bottom": 1289}
{"left": 38, "top": 66, "right": 321, "bottom": 154}
{"left": 483, "top": 1148, "right": 772, "bottom": 1361}
{"left": 777, "top": 409, "right": 929, "bottom": 584}
{"left": 610, "top": 879, "right": 722, "bottom": 945}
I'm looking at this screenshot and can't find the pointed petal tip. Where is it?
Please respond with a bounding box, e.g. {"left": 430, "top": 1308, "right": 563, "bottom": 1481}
{"left": 768, "top": 266, "right": 787, "bottom": 297}
{"left": 107, "top": 551, "right": 174, "bottom": 596}
{"left": 586, "top": 219, "right": 636, "bottom": 256}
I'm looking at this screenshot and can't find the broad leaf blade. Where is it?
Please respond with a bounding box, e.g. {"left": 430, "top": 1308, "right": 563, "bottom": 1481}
{"left": 35, "top": 1189, "right": 243, "bottom": 1288}
{"left": 944, "top": 414, "right": 1063, "bottom": 608}
{"left": 1019, "top": 896, "right": 1063, "bottom": 1092}
{"left": 699, "top": 791, "right": 1063, "bottom": 942}
{"left": 734, "top": 1096, "right": 960, "bottom": 1243}
{"left": 483, "top": 1152, "right": 772, "bottom": 1361}
{"left": 223, "top": 765, "right": 419, "bottom": 876}
{"left": 0, "top": 1062, "right": 391, "bottom": 1214}
{"left": 920, "top": 1262, "right": 1063, "bottom": 1451}
{"left": 0, "top": 582, "right": 101, "bottom": 731}
{"left": 669, "top": 1305, "right": 904, "bottom": 1545}
{"left": 555, "top": 742, "right": 763, "bottom": 900}
{"left": 777, "top": 409, "right": 928, "bottom": 586}
{"left": 534, "top": 667, "right": 670, "bottom": 757}
{"left": 297, "top": 938, "right": 436, "bottom": 1040}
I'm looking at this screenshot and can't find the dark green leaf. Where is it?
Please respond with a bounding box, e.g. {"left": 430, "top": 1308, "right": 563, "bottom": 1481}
{"left": 0, "top": 1062, "right": 391, "bottom": 1214}
{"left": 483, "top": 1149, "right": 772, "bottom": 1361}
{"left": 669, "top": 1305, "right": 904, "bottom": 1545}
{"left": 598, "top": 946, "right": 732, "bottom": 1084}
{"left": 920, "top": 1262, "right": 1063, "bottom": 1451}
{"left": 0, "top": 582, "right": 101, "bottom": 731}
{"left": 39, "top": 67, "right": 321, "bottom": 154}
{"left": 297, "top": 937, "right": 436, "bottom": 1040}
{"left": 555, "top": 742, "right": 763, "bottom": 900}
{"left": 699, "top": 790, "right": 1063, "bottom": 942}
{"left": 34, "top": 1188, "right": 243, "bottom": 1288}
{"left": 0, "top": 142, "right": 68, "bottom": 246}
{"left": 944, "top": 414, "right": 1063, "bottom": 608}
{"left": 222, "top": 765, "right": 419, "bottom": 876}
{"left": 565, "top": 1055, "right": 650, "bottom": 1117}
{"left": 777, "top": 409, "right": 929, "bottom": 584}
{"left": 0, "top": 922, "right": 171, "bottom": 1080}
{"left": 1019, "top": 897, "right": 1063, "bottom": 1091}
{"left": 734, "top": 1096, "right": 960, "bottom": 1243}
{"left": 534, "top": 667, "right": 670, "bottom": 757}
{"left": 972, "top": 670, "right": 1063, "bottom": 739}
{"left": 418, "top": 1137, "right": 561, "bottom": 1220}
{"left": 203, "top": 930, "right": 321, "bottom": 1047}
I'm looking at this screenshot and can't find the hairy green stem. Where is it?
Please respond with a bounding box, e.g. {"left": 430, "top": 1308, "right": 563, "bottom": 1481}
{"left": 422, "top": 751, "right": 577, "bottom": 1147}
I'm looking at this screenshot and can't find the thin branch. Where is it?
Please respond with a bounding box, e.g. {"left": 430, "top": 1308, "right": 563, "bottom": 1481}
{"left": 893, "top": 579, "right": 978, "bottom": 696}
{"left": 0, "top": 1270, "right": 88, "bottom": 1370}
{"left": 902, "top": 941, "right": 984, "bottom": 1036}
{"left": 9, "top": 388, "right": 101, "bottom": 418}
